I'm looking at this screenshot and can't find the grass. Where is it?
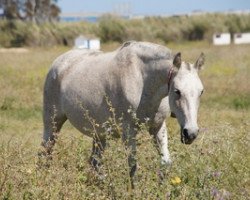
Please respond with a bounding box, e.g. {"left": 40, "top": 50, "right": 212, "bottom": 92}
{"left": 0, "top": 41, "right": 249, "bottom": 199}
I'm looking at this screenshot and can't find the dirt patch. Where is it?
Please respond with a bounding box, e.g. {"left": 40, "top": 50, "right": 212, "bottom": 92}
{"left": 0, "top": 48, "right": 29, "bottom": 53}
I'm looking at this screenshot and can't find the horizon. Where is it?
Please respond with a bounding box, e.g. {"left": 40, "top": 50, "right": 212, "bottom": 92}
{"left": 58, "top": 0, "right": 250, "bottom": 16}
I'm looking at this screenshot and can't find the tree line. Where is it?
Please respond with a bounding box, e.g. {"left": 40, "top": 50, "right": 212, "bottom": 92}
{"left": 0, "top": 0, "right": 60, "bottom": 23}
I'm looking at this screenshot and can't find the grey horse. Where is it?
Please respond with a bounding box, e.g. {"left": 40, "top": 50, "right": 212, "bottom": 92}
{"left": 43, "top": 41, "right": 205, "bottom": 180}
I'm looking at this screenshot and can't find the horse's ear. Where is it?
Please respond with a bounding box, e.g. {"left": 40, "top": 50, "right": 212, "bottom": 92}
{"left": 195, "top": 52, "right": 205, "bottom": 70}
{"left": 173, "top": 52, "right": 182, "bottom": 69}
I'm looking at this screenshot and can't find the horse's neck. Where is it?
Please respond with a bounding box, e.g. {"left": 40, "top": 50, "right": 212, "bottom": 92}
{"left": 140, "top": 62, "right": 173, "bottom": 105}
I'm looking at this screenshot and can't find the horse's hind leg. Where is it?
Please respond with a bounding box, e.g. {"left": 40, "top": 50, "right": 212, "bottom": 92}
{"left": 42, "top": 71, "right": 68, "bottom": 154}
{"left": 42, "top": 104, "right": 67, "bottom": 154}
{"left": 90, "top": 136, "right": 106, "bottom": 171}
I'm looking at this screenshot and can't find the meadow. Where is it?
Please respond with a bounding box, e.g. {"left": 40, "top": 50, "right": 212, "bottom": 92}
{"left": 0, "top": 41, "right": 249, "bottom": 199}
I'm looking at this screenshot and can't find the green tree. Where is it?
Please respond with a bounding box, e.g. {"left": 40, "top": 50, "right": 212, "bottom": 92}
{"left": 0, "top": 0, "right": 60, "bottom": 23}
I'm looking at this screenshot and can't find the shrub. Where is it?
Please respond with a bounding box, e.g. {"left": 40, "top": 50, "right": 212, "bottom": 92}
{"left": 1, "top": 13, "right": 250, "bottom": 47}
{"left": 98, "top": 14, "right": 127, "bottom": 43}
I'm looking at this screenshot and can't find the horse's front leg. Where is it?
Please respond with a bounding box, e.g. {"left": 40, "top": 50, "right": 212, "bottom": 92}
{"left": 150, "top": 121, "right": 172, "bottom": 165}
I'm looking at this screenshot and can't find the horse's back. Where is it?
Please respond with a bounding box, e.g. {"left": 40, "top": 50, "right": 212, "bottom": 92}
{"left": 49, "top": 49, "right": 102, "bottom": 81}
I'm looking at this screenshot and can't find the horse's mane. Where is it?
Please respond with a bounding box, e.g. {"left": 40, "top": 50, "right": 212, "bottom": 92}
{"left": 118, "top": 41, "right": 173, "bottom": 62}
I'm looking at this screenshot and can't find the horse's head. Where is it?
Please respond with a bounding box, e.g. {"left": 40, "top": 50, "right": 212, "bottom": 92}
{"left": 169, "top": 52, "right": 205, "bottom": 144}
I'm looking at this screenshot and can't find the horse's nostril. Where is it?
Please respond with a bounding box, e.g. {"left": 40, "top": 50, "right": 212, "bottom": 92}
{"left": 183, "top": 128, "right": 189, "bottom": 138}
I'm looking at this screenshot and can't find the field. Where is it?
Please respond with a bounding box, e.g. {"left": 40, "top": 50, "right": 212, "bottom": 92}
{"left": 0, "top": 42, "right": 249, "bottom": 199}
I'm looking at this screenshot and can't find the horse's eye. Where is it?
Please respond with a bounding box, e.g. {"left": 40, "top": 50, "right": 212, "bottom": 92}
{"left": 174, "top": 89, "right": 181, "bottom": 96}
{"left": 200, "top": 90, "right": 204, "bottom": 96}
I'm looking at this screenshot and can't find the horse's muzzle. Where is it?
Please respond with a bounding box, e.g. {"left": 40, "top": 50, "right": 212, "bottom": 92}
{"left": 181, "top": 128, "right": 198, "bottom": 144}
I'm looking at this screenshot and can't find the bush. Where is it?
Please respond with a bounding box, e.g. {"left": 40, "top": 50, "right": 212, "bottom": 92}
{"left": 98, "top": 14, "right": 127, "bottom": 43}
{"left": 0, "top": 20, "right": 96, "bottom": 47}
{"left": 1, "top": 13, "right": 250, "bottom": 47}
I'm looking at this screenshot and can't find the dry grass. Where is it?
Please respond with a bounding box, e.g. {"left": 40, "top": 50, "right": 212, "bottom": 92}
{"left": 0, "top": 42, "right": 249, "bottom": 199}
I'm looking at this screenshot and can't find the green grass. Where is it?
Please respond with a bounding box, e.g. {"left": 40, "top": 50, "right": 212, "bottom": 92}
{"left": 0, "top": 42, "right": 249, "bottom": 199}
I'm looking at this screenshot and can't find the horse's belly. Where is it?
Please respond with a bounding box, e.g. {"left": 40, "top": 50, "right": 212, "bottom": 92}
{"left": 61, "top": 86, "right": 109, "bottom": 136}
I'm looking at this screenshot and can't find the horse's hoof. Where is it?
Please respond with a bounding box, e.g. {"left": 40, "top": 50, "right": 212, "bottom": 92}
{"left": 161, "top": 159, "right": 172, "bottom": 166}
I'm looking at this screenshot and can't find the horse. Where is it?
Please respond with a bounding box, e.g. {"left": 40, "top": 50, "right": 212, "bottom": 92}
{"left": 42, "top": 41, "right": 205, "bottom": 181}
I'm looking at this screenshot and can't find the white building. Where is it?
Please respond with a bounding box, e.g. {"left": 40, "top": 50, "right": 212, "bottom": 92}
{"left": 74, "top": 35, "right": 89, "bottom": 49}
{"left": 88, "top": 39, "right": 101, "bottom": 50}
{"left": 213, "top": 33, "right": 231, "bottom": 45}
{"left": 74, "top": 35, "right": 101, "bottom": 50}
{"left": 234, "top": 33, "right": 250, "bottom": 44}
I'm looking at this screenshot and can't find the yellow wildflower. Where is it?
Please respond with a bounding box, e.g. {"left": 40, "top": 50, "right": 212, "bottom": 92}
{"left": 171, "top": 176, "right": 181, "bottom": 185}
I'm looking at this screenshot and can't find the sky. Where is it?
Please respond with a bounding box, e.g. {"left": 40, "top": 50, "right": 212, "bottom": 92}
{"left": 58, "top": 0, "right": 250, "bottom": 16}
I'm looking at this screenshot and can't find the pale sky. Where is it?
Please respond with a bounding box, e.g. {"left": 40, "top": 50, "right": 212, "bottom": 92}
{"left": 58, "top": 0, "right": 250, "bottom": 15}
